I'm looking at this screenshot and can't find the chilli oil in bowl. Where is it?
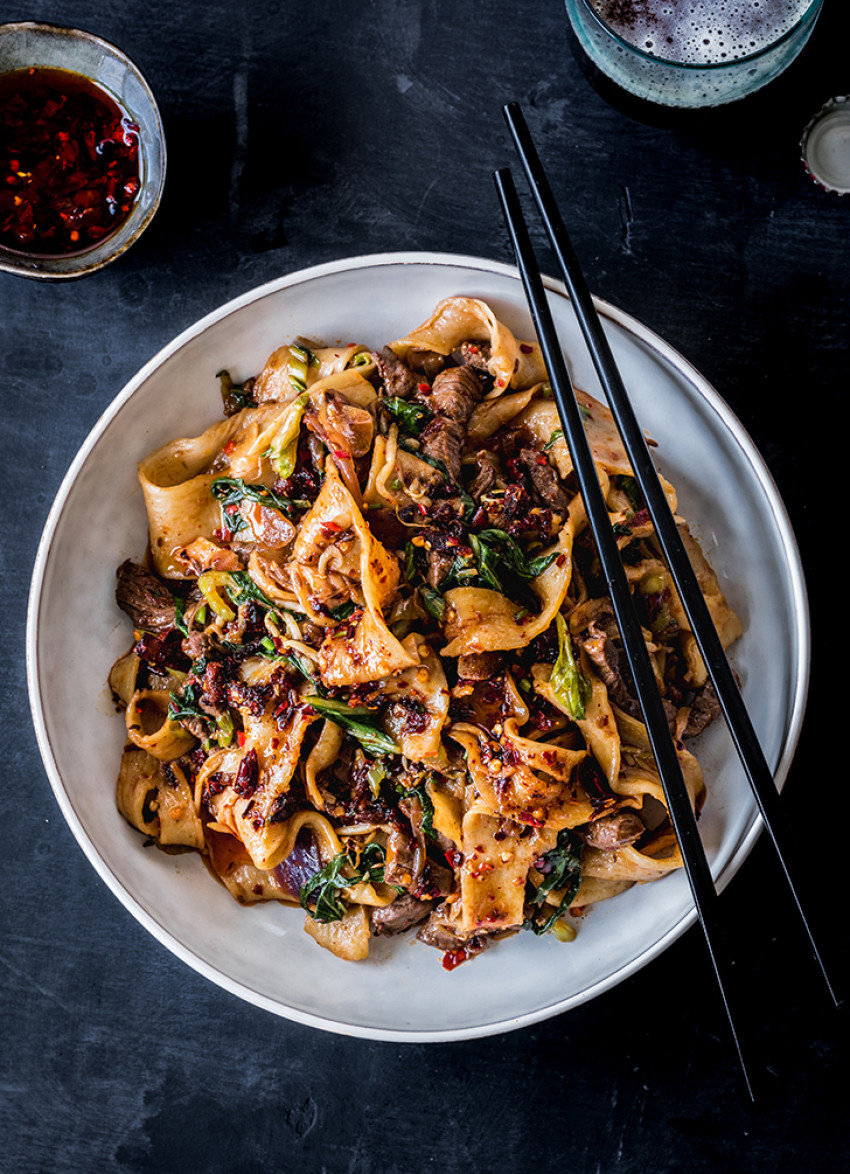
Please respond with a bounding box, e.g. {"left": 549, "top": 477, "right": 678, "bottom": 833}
{"left": 0, "top": 66, "right": 141, "bottom": 256}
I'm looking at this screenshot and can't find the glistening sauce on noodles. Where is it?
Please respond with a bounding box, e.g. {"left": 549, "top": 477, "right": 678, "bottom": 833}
{"left": 109, "top": 298, "right": 742, "bottom": 966}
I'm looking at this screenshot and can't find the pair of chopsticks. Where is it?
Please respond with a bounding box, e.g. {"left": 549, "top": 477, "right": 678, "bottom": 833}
{"left": 495, "top": 101, "right": 837, "bottom": 1099}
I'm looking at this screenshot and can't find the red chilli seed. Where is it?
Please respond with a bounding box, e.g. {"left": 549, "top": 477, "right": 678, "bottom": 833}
{"left": 0, "top": 67, "right": 141, "bottom": 255}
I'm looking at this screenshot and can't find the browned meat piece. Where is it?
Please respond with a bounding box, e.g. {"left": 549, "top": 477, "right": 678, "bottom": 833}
{"left": 425, "top": 546, "right": 456, "bottom": 589}
{"left": 116, "top": 561, "right": 176, "bottom": 632}
{"left": 299, "top": 621, "right": 326, "bottom": 649}
{"left": 579, "top": 616, "right": 630, "bottom": 709}
{"left": 373, "top": 346, "right": 420, "bottom": 399}
{"left": 419, "top": 416, "right": 466, "bottom": 484}
{"left": 182, "top": 629, "right": 212, "bottom": 661}
{"left": 453, "top": 341, "right": 491, "bottom": 371}
{"left": 580, "top": 811, "right": 645, "bottom": 850}
{"left": 416, "top": 910, "right": 469, "bottom": 952}
{"left": 384, "top": 822, "right": 424, "bottom": 890}
{"left": 407, "top": 347, "right": 446, "bottom": 381}
{"left": 457, "top": 651, "right": 504, "bottom": 681}
{"left": 417, "top": 905, "right": 487, "bottom": 958}
{"left": 415, "top": 366, "right": 483, "bottom": 487}
{"left": 519, "top": 448, "right": 570, "bottom": 514}
{"left": 371, "top": 893, "right": 433, "bottom": 936}
{"left": 420, "top": 859, "right": 454, "bottom": 900}
{"left": 468, "top": 461, "right": 495, "bottom": 501}
{"left": 417, "top": 515, "right": 468, "bottom": 587}
{"left": 681, "top": 681, "right": 722, "bottom": 739}
{"left": 179, "top": 714, "right": 209, "bottom": 742}
{"left": 578, "top": 611, "right": 677, "bottom": 730}
{"left": 467, "top": 450, "right": 499, "bottom": 501}
{"left": 427, "top": 364, "right": 482, "bottom": 423}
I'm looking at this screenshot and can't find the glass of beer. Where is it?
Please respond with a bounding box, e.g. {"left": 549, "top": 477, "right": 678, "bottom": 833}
{"left": 564, "top": 0, "right": 824, "bottom": 108}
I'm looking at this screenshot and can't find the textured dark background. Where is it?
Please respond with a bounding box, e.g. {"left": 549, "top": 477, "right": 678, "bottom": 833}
{"left": 2, "top": 2, "right": 846, "bottom": 1171}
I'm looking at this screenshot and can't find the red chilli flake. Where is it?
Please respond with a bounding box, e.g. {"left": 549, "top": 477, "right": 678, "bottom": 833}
{"left": 441, "top": 948, "right": 470, "bottom": 971}
{"left": 232, "top": 748, "right": 259, "bottom": 798}
{"left": 0, "top": 67, "right": 141, "bottom": 255}
{"left": 520, "top": 343, "right": 534, "bottom": 354}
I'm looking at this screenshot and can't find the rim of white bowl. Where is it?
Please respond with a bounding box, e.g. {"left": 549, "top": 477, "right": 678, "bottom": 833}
{"left": 26, "top": 251, "right": 810, "bottom": 1040}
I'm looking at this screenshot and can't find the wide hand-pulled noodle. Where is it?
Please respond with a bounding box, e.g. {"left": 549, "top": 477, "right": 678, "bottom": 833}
{"left": 111, "top": 297, "right": 742, "bottom": 966}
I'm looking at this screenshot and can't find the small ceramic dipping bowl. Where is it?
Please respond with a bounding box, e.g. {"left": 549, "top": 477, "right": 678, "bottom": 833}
{"left": 0, "top": 22, "right": 166, "bottom": 279}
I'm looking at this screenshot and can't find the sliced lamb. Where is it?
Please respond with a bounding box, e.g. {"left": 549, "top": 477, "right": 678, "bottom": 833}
{"left": 580, "top": 811, "right": 645, "bottom": 851}
{"left": 518, "top": 448, "right": 570, "bottom": 514}
{"left": 115, "top": 561, "right": 176, "bottom": 632}
{"left": 373, "top": 346, "right": 420, "bottom": 399}
{"left": 371, "top": 893, "right": 433, "bottom": 936}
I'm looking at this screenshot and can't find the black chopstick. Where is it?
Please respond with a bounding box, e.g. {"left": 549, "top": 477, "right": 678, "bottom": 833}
{"left": 501, "top": 100, "right": 837, "bottom": 1013}
{"left": 494, "top": 165, "right": 754, "bottom": 1099}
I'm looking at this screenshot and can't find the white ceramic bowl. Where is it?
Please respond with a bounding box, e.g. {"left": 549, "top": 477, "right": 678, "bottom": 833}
{"left": 27, "top": 253, "right": 809, "bottom": 1040}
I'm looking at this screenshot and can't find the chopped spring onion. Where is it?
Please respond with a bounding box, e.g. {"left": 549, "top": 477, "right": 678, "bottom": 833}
{"left": 288, "top": 344, "right": 318, "bottom": 394}
{"left": 549, "top": 613, "right": 591, "bottom": 721}
{"left": 268, "top": 392, "right": 310, "bottom": 479}
{"left": 304, "top": 696, "right": 400, "bottom": 757}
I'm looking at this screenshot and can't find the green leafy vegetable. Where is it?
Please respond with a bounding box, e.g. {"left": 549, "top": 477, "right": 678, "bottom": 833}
{"left": 327, "top": 600, "right": 357, "bottom": 621}
{"left": 442, "top": 528, "right": 557, "bottom": 599}
{"left": 523, "top": 828, "right": 582, "bottom": 935}
{"left": 211, "top": 476, "right": 309, "bottom": 530}
{"left": 619, "top": 474, "right": 642, "bottom": 513}
{"left": 168, "top": 670, "right": 207, "bottom": 725}
{"left": 398, "top": 779, "right": 436, "bottom": 840}
{"left": 458, "top": 490, "right": 476, "bottom": 524}
{"left": 549, "top": 614, "right": 591, "bottom": 720}
{"left": 304, "top": 696, "right": 400, "bottom": 757}
{"left": 383, "top": 397, "right": 432, "bottom": 435}
{"left": 419, "top": 585, "right": 446, "bottom": 622}
{"left": 300, "top": 841, "right": 387, "bottom": 923}
{"left": 173, "top": 595, "right": 189, "bottom": 637}
{"left": 476, "top": 529, "right": 557, "bottom": 581}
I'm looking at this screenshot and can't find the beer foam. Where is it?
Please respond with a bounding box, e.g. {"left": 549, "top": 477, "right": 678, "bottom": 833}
{"left": 592, "top": 0, "right": 813, "bottom": 65}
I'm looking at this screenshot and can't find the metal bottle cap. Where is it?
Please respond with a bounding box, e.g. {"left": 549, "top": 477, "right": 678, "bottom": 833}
{"left": 801, "top": 96, "right": 850, "bottom": 195}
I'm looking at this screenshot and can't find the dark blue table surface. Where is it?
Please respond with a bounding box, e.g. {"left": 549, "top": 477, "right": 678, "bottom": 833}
{"left": 2, "top": 3, "right": 846, "bottom": 1171}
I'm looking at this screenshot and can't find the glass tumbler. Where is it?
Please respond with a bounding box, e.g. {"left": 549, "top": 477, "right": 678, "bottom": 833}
{"left": 564, "top": 0, "right": 824, "bottom": 109}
